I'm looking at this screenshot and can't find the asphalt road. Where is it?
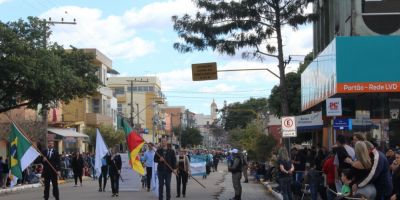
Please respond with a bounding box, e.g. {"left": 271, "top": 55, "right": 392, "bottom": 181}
{"left": 1, "top": 163, "right": 274, "bottom": 200}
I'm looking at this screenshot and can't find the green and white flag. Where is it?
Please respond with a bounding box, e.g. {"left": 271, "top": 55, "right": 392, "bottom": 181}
{"left": 8, "top": 123, "right": 40, "bottom": 186}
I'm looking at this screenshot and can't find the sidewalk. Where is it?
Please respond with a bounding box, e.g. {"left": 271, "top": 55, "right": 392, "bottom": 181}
{"left": 0, "top": 176, "right": 91, "bottom": 195}
{"left": 217, "top": 164, "right": 273, "bottom": 200}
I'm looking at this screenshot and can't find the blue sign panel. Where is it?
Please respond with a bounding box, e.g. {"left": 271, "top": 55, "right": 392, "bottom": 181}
{"left": 333, "top": 118, "right": 352, "bottom": 130}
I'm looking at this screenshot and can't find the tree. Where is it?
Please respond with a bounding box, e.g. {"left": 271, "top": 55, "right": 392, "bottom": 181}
{"left": 227, "top": 121, "right": 276, "bottom": 161}
{"left": 268, "top": 52, "right": 313, "bottom": 117}
{"left": 84, "top": 125, "right": 125, "bottom": 149}
{"left": 172, "top": 0, "right": 315, "bottom": 117}
{"left": 221, "top": 98, "right": 268, "bottom": 130}
{"left": 180, "top": 127, "right": 203, "bottom": 148}
{"left": 0, "top": 17, "right": 101, "bottom": 113}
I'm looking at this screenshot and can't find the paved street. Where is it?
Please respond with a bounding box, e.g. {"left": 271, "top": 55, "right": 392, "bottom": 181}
{"left": 0, "top": 164, "right": 274, "bottom": 200}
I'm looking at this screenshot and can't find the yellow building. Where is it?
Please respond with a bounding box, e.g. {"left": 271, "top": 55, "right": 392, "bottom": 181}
{"left": 107, "top": 76, "right": 165, "bottom": 142}
{"left": 62, "top": 49, "right": 119, "bottom": 152}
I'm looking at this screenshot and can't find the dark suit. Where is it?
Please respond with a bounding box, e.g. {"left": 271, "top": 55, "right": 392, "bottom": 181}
{"left": 107, "top": 154, "right": 122, "bottom": 195}
{"left": 71, "top": 155, "right": 84, "bottom": 185}
{"left": 42, "top": 148, "right": 60, "bottom": 200}
{"left": 154, "top": 148, "right": 176, "bottom": 200}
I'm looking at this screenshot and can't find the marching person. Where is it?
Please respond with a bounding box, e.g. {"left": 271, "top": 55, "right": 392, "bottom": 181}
{"left": 108, "top": 147, "right": 122, "bottom": 197}
{"left": 176, "top": 149, "right": 190, "bottom": 198}
{"left": 42, "top": 141, "right": 61, "bottom": 200}
{"left": 154, "top": 138, "right": 177, "bottom": 200}
{"left": 143, "top": 143, "right": 155, "bottom": 192}
{"left": 98, "top": 152, "right": 110, "bottom": 192}
{"left": 228, "top": 149, "right": 242, "bottom": 200}
{"left": 71, "top": 152, "right": 84, "bottom": 187}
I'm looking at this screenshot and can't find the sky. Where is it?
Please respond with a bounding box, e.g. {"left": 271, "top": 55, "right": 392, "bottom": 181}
{"left": 0, "top": 0, "right": 313, "bottom": 115}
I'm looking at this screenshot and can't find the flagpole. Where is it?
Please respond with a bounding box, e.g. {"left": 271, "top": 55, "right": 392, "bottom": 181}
{"left": 147, "top": 143, "right": 206, "bottom": 189}
{"left": 5, "top": 114, "right": 61, "bottom": 179}
{"left": 120, "top": 116, "right": 205, "bottom": 188}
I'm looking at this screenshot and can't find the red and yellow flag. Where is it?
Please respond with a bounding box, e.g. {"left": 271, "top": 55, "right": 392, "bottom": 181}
{"left": 127, "top": 130, "right": 145, "bottom": 175}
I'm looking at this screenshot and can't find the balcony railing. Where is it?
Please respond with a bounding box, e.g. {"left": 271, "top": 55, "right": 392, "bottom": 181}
{"left": 85, "top": 113, "right": 113, "bottom": 126}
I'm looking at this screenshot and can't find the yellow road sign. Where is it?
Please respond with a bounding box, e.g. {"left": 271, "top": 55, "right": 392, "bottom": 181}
{"left": 192, "top": 62, "right": 218, "bottom": 81}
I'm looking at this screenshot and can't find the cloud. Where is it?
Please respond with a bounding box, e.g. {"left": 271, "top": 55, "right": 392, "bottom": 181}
{"left": 199, "top": 83, "right": 236, "bottom": 93}
{"left": 40, "top": 6, "right": 155, "bottom": 60}
{"left": 123, "top": 0, "right": 198, "bottom": 30}
{"left": 0, "top": 0, "right": 10, "bottom": 4}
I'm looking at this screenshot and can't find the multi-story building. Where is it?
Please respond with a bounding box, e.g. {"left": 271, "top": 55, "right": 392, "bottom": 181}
{"left": 302, "top": 0, "right": 400, "bottom": 148}
{"left": 107, "top": 76, "right": 165, "bottom": 142}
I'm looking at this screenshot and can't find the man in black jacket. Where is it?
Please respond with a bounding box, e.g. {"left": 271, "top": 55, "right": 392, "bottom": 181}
{"left": 154, "top": 138, "right": 176, "bottom": 200}
{"left": 42, "top": 141, "right": 61, "bottom": 200}
{"left": 108, "top": 148, "right": 122, "bottom": 197}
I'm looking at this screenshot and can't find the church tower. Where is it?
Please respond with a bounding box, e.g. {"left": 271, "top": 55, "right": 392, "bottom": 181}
{"left": 211, "top": 99, "right": 217, "bottom": 121}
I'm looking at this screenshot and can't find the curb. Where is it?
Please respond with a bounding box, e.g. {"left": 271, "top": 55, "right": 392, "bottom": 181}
{"left": 0, "top": 183, "right": 42, "bottom": 195}
{"left": 0, "top": 176, "right": 93, "bottom": 195}
{"left": 263, "top": 182, "right": 283, "bottom": 200}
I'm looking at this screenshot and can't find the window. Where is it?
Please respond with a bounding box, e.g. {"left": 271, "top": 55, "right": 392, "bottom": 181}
{"left": 117, "top": 103, "right": 123, "bottom": 113}
{"left": 92, "top": 99, "right": 100, "bottom": 113}
{"left": 148, "top": 86, "right": 154, "bottom": 92}
{"left": 127, "top": 86, "right": 137, "bottom": 92}
{"left": 138, "top": 86, "right": 144, "bottom": 92}
{"left": 114, "top": 87, "right": 125, "bottom": 95}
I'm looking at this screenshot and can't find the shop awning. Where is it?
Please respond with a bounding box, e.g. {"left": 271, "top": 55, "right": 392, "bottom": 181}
{"left": 47, "top": 128, "right": 89, "bottom": 138}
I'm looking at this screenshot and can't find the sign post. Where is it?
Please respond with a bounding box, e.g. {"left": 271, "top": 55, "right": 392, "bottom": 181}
{"left": 281, "top": 116, "right": 297, "bottom": 138}
{"left": 192, "top": 62, "right": 218, "bottom": 81}
{"left": 326, "top": 98, "right": 343, "bottom": 148}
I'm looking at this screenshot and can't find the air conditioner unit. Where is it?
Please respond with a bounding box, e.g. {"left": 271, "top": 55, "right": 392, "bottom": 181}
{"left": 353, "top": 0, "right": 400, "bottom": 35}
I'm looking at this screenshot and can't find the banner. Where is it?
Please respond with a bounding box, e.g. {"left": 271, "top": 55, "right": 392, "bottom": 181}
{"left": 189, "top": 155, "right": 206, "bottom": 176}
{"left": 151, "top": 162, "right": 159, "bottom": 197}
{"left": 119, "top": 153, "right": 141, "bottom": 191}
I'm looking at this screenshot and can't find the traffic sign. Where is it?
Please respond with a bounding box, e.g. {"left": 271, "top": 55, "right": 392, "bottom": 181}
{"left": 281, "top": 116, "right": 297, "bottom": 138}
{"left": 192, "top": 62, "right": 218, "bottom": 81}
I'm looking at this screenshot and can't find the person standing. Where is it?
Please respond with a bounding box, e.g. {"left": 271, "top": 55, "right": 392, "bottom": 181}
{"left": 143, "top": 143, "right": 155, "bottom": 192}
{"left": 108, "top": 148, "right": 122, "bottom": 197}
{"left": 176, "top": 149, "right": 190, "bottom": 198}
{"left": 278, "top": 147, "right": 295, "bottom": 200}
{"left": 42, "top": 141, "right": 61, "bottom": 200}
{"left": 98, "top": 153, "right": 110, "bottom": 192}
{"left": 0, "top": 157, "right": 3, "bottom": 188}
{"left": 71, "top": 152, "right": 84, "bottom": 187}
{"left": 242, "top": 150, "right": 249, "bottom": 183}
{"left": 228, "top": 149, "right": 242, "bottom": 200}
{"left": 154, "top": 138, "right": 177, "bottom": 200}
{"left": 391, "top": 150, "right": 400, "bottom": 200}
{"left": 2, "top": 158, "right": 8, "bottom": 188}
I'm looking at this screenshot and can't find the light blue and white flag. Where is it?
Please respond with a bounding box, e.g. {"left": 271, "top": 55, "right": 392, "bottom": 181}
{"left": 190, "top": 155, "right": 207, "bottom": 176}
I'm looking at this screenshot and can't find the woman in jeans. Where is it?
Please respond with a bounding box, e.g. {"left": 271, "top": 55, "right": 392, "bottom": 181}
{"left": 278, "top": 147, "right": 295, "bottom": 200}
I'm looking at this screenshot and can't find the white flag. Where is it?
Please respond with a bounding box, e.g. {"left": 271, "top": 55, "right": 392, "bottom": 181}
{"left": 151, "top": 162, "right": 159, "bottom": 197}
{"left": 95, "top": 129, "right": 109, "bottom": 177}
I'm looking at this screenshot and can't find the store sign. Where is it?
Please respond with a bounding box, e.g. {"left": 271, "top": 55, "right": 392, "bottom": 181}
{"left": 326, "top": 98, "right": 342, "bottom": 116}
{"left": 281, "top": 116, "right": 297, "bottom": 138}
{"left": 296, "top": 111, "right": 323, "bottom": 128}
{"left": 337, "top": 82, "right": 400, "bottom": 93}
{"left": 333, "top": 119, "right": 352, "bottom": 130}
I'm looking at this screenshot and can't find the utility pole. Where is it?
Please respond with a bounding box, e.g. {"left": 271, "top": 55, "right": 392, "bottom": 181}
{"left": 126, "top": 78, "right": 148, "bottom": 128}
{"left": 179, "top": 113, "right": 182, "bottom": 148}
{"left": 42, "top": 17, "right": 76, "bottom": 149}
{"left": 170, "top": 113, "right": 173, "bottom": 144}
{"left": 136, "top": 103, "right": 139, "bottom": 131}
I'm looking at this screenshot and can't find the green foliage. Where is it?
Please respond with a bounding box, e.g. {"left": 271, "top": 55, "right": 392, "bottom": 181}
{"left": 173, "top": 0, "right": 316, "bottom": 116}
{"left": 0, "top": 17, "right": 101, "bottom": 113}
{"left": 228, "top": 121, "right": 276, "bottom": 161}
{"left": 268, "top": 52, "right": 313, "bottom": 117}
{"left": 180, "top": 127, "right": 203, "bottom": 148}
{"left": 84, "top": 125, "right": 125, "bottom": 148}
{"left": 222, "top": 98, "right": 268, "bottom": 130}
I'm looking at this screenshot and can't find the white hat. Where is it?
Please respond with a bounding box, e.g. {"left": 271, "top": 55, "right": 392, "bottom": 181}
{"left": 243, "top": 150, "right": 247, "bottom": 153}
{"left": 230, "top": 149, "right": 239, "bottom": 154}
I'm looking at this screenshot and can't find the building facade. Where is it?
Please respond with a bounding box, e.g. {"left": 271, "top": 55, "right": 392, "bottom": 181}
{"left": 107, "top": 76, "right": 165, "bottom": 142}
{"left": 302, "top": 0, "right": 400, "bottom": 149}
